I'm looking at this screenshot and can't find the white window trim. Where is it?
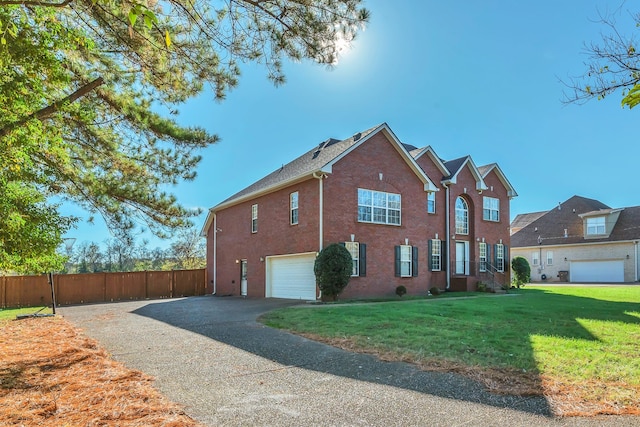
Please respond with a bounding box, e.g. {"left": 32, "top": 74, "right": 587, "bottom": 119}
{"left": 479, "top": 242, "right": 487, "bottom": 272}
{"left": 251, "top": 204, "right": 258, "bottom": 233}
{"left": 586, "top": 216, "right": 606, "bottom": 235}
{"left": 455, "top": 197, "right": 469, "bottom": 235}
{"left": 345, "top": 242, "right": 359, "bottom": 277}
{"left": 532, "top": 251, "right": 539, "bottom": 266}
{"left": 427, "top": 192, "right": 436, "bottom": 214}
{"left": 290, "top": 192, "right": 299, "bottom": 225}
{"left": 400, "top": 244, "right": 412, "bottom": 277}
{"left": 431, "top": 239, "right": 441, "bottom": 271}
{"left": 357, "top": 188, "right": 401, "bottom": 226}
{"left": 496, "top": 243, "right": 505, "bottom": 273}
{"left": 483, "top": 196, "right": 500, "bottom": 222}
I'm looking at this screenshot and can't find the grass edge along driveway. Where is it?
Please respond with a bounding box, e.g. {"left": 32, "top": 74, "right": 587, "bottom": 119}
{"left": 260, "top": 286, "right": 640, "bottom": 417}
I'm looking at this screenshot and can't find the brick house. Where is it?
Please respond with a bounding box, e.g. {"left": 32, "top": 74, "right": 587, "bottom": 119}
{"left": 202, "top": 123, "right": 517, "bottom": 299}
{"left": 511, "top": 195, "right": 640, "bottom": 283}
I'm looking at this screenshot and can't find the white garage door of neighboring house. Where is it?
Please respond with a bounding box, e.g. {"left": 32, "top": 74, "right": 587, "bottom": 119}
{"left": 267, "top": 253, "right": 317, "bottom": 300}
{"left": 570, "top": 260, "right": 625, "bottom": 283}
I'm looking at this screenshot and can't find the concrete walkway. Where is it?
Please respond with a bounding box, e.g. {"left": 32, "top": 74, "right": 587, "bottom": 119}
{"left": 59, "top": 296, "right": 637, "bottom": 426}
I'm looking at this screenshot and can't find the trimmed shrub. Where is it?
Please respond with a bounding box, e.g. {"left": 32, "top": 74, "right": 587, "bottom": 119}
{"left": 429, "top": 286, "right": 441, "bottom": 296}
{"left": 314, "top": 243, "right": 353, "bottom": 301}
{"left": 395, "top": 285, "right": 407, "bottom": 297}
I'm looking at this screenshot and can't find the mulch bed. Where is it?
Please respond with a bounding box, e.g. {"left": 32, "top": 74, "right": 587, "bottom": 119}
{"left": 0, "top": 316, "right": 205, "bottom": 427}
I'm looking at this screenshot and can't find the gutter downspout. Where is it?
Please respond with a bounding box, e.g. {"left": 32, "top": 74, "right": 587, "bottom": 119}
{"left": 635, "top": 241, "right": 639, "bottom": 282}
{"left": 213, "top": 213, "right": 217, "bottom": 295}
{"left": 313, "top": 172, "right": 325, "bottom": 299}
{"left": 444, "top": 183, "right": 451, "bottom": 290}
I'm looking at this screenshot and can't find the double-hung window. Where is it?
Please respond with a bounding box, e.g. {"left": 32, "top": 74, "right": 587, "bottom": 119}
{"left": 395, "top": 245, "right": 418, "bottom": 277}
{"left": 427, "top": 192, "right": 436, "bottom": 214}
{"left": 532, "top": 251, "right": 539, "bottom": 266}
{"left": 290, "top": 192, "right": 299, "bottom": 225}
{"left": 345, "top": 242, "right": 360, "bottom": 277}
{"left": 483, "top": 197, "right": 500, "bottom": 222}
{"left": 479, "top": 242, "right": 487, "bottom": 272}
{"left": 400, "top": 245, "right": 412, "bottom": 277}
{"left": 546, "top": 251, "right": 553, "bottom": 266}
{"left": 358, "top": 189, "right": 401, "bottom": 225}
{"left": 430, "top": 239, "right": 442, "bottom": 271}
{"left": 251, "top": 204, "right": 258, "bottom": 233}
{"left": 496, "top": 243, "right": 505, "bottom": 273}
{"left": 586, "top": 216, "right": 606, "bottom": 235}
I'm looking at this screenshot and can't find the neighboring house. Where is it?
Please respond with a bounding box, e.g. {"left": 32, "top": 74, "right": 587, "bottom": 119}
{"left": 511, "top": 195, "right": 640, "bottom": 283}
{"left": 202, "top": 123, "right": 517, "bottom": 300}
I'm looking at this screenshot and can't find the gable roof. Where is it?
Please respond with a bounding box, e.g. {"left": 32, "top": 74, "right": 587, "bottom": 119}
{"left": 201, "top": 123, "right": 438, "bottom": 235}
{"left": 477, "top": 163, "right": 518, "bottom": 199}
{"left": 442, "top": 156, "right": 487, "bottom": 191}
{"left": 509, "top": 195, "right": 640, "bottom": 247}
{"left": 412, "top": 145, "right": 450, "bottom": 177}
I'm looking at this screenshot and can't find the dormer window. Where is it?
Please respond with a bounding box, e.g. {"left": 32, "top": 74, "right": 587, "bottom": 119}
{"left": 586, "top": 216, "right": 605, "bottom": 235}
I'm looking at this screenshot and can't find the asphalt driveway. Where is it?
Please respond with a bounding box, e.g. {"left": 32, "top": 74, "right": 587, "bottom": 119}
{"left": 60, "top": 296, "right": 636, "bottom": 426}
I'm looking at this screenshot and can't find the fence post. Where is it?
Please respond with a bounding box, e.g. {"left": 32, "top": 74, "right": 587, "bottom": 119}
{"left": 1, "top": 276, "right": 5, "bottom": 309}
{"left": 145, "top": 270, "right": 149, "bottom": 299}
{"left": 103, "top": 272, "right": 107, "bottom": 302}
{"left": 170, "top": 270, "right": 174, "bottom": 298}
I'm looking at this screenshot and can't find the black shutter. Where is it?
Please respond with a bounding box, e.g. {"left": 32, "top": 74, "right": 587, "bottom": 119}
{"left": 359, "top": 243, "right": 367, "bottom": 277}
{"left": 394, "top": 245, "right": 401, "bottom": 277}
{"left": 494, "top": 244, "right": 498, "bottom": 268}
{"left": 504, "top": 245, "right": 509, "bottom": 272}
{"left": 412, "top": 246, "right": 419, "bottom": 277}
{"left": 428, "top": 240, "right": 433, "bottom": 271}
{"left": 486, "top": 243, "right": 491, "bottom": 268}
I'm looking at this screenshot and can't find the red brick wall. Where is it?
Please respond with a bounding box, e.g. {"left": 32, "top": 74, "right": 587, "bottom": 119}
{"left": 322, "top": 131, "right": 440, "bottom": 298}
{"left": 209, "top": 178, "right": 320, "bottom": 297}
{"left": 206, "top": 131, "right": 513, "bottom": 298}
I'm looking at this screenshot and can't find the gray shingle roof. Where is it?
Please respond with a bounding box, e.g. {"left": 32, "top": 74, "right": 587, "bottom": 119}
{"left": 510, "top": 211, "right": 546, "bottom": 234}
{"left": 443, "top": 156, "right": 468, "bottom": 180}
{"left": 214, "top": 124, "right": 382, "bottom": 208}
{"left": 510, "top": 195, "right": 640, "bottom": 247}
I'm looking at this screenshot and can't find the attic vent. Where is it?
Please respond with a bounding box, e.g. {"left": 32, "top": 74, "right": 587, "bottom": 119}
{"left": 312, "top": 138, "right": 339, "bottom": 159}
{"left": 353, "top": 132, "right": 362, "bottom": 141}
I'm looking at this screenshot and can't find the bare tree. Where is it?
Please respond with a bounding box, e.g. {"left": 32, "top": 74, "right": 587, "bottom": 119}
{"left": 563, "top": 5, "right": 640, "bottom": 109}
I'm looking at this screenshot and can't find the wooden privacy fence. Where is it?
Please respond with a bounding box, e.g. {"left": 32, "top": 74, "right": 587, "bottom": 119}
{"left": 0, "top": 269, "right": 207, "bottom": 309}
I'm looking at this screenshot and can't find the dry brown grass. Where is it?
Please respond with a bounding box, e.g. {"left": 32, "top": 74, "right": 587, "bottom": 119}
{"left": 299, "top": 333, "right": 640, "bottom": 418}
{"left": 0, "top": 316, "right": 205, "bottom": 427}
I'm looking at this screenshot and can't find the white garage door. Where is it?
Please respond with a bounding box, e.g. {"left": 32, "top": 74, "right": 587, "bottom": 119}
{"left": 570, "top": 260, "right": 624, "bottom": 283}
{"left": 267, "top": 253, "right": 317, "bottom": 300}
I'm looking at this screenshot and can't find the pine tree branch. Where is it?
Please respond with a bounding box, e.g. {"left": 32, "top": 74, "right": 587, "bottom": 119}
{"left": 0, "top": 0, "right": 72, "bottom": 6}
{"left": 0, "top": 76, "right": 104, "bottom": 137}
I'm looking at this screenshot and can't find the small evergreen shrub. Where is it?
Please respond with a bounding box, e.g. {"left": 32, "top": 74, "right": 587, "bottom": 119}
{"left": 476, "top": 282, "right": 487, "bottom": 292}
{"left": 314, "top": 243, "right": 353, "bottom": 301}
{"left": 395, "top": 285, "right": 407, "bottom": 297}
{"left": 511, "top": 256, "right": 531, "bottom": 288}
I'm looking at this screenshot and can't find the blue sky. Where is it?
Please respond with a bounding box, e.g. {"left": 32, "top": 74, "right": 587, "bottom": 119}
{"left": 63, "top": 0, "right": 638, "bottom": 249}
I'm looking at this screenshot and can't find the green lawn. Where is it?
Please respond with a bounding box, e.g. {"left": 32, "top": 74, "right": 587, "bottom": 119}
{"left": 261, "top": 286, "right": 640, "bottom": 390}
{"left": 0, "top": 306, "right": 52, "bottom": 321}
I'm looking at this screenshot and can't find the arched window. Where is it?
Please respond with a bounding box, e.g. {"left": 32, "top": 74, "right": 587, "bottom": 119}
{"left": 455, "top": 197, "right": 468, "bottom": 234}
